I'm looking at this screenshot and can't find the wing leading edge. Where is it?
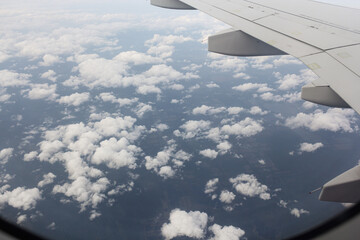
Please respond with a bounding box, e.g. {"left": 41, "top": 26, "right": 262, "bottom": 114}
{"left": 151, "top": 0, "right": 360, "bottom": 203}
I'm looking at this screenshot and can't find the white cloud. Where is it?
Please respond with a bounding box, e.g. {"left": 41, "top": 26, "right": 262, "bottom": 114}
{"left": 41, "top": 70, "right": 57, "bottom": 82}
{"left": 0, "top": 70, "right": 30, "bottom": 87}
{"left": 206, "top": 53, "right": 248, "bottom": 73}
{"left": 39, "top": 54, "right": 61, "bottom": 66}
{"left": 229, "top": 174, "right": 270, "bottom": 200}
{"left": 284, "top": 109, "right": 356, "bottom": 132}
{"left": 113, "top": 51, "right": 163, "bottom": 65}
{"left": 161, "top": 209, "right": 208, "bottom": 240}
{"left": 206, "top": 83, "right": 219, "bottom": 88}
{"left": 134, "top": 103, "right": 152, "bottom": 118}
{"left": 92, "top": 137, "right": 140, "bottom": 169}
{"left": 168, "top": 84, "right": 184, "bottom": 91}
{"left": 233, "top": 72, "right": 250, "bottom": 79}
{"left": 17, "top": 214, "right": 27, "bottom": 224}
{"left": 156, "top": 123, "right": 169, "bottom": 131}
{"left": 204, "top": 178, "right": 219, "bottom": 194}
{"left": 89, "top": 210, "right": 101, "bottom": 221}
{"left": 0, "top": 187, "right": 42, "bottom": 210}
{"left": 158, "top": 166, "right": 175, "bottom": 179}
{"left": 227, "top": 107, "right": 244, "bottom": 115}
{"left": 219, "top": 190, "right": 236, "bottom": 204}
{"left": 192, "top": 105, "right": 226, "bottom": 115}
{"left": 209, "top": 224, "right": 245, "bottom": 240}
{"left": 276, "top": 69, "right": 317, "bottom": 91}
{"left": 290, "top": 208, "right": 310, "bottom": 218}
{"left": 174, "top": 120, "right": 211, "bottom": 139}
{"left": 58, "top": 92, "right": 90, "bottom": 106}
{"left": 216, "top": 141, "right": 232, "bottom": 154}
{"left": 299, "top": 142, "right": 324, "bottom": 154}
{"left": 38, "top": 173, "right": 56, "bottom": 188}
{"left": 0, "top": 148, "right": 14, "bottom": 164}
{"left": 199, "top": 149, "right": 218, "bottom": 159}
{"left": 221, "top": 118, "right": 263, "bottom": 137}
{"left": 249, "top": 106, "right": 268, "bottom": 115}
{"left": 136, "top": 85, "right": 161, "bottom": 95}
{"left": 26, "top": 84, "right": 58, "bottom": 100}
{"left": 258, "top": 159, "right": 266, "bottom": 165}
{"left": 232, "top": 83, "right": 272, "bottom": 93}
{"left": 99, "top": 92, "right": 138, "bottom": 107}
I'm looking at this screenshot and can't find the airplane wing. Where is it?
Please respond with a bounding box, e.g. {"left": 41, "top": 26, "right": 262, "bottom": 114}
{"left": 152, "top": 0, "right": 360, "bottom": 113}
{"left": 151, "top": 0, "right": 360, "bottom": 203}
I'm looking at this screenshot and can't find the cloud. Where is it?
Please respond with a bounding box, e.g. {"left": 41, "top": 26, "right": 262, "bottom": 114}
{"left": 232, "top": 83, "right": 273, "bottom": 93}
{"left": 39, "top": 54, "right": 62, "bottom": 66}
{"left": 206, "top": 83, "right": 219, "bottom": 88}
{"left": 145, "top": 143, "right": 191, "bottom": 178}
{"left": 229, "top": 174, "right": 270, "bottom": 200}
{"left": 216, "top": 141, "right": 232, "bottom": 154}
{"left": 258, "top": 159, "right": 265, "bottom": 165}
{"left": 99, "top": 92, "right": 138, "bottom": 107}
{"left": 26, "top": 84, "right": 58, "bottom": 100}
{"left": 0, "top": 187, "right": 42, "bottom": 210}
{"left": 161, "top": 209, "right": 208, "bottom": 240}
{"left": 92, "top": 137, "right": 141, "bottom": 169}
{"left": 284, "top": 109, "right": 356, "bottom": 132}
{"left": 290, "top": 208, "right": 310, "bottom": 218}
{"left": 199, "top": 149, "right": 218, "bottom": 159}
{"left": 221, "top": 118, "right": 263, "bottom": 137}
{"left": 156, "top": 123, "right": 169, "bottom": 131}
{"left": 113, "top": 51, "right": 163, "bottom": 65}
{"left": 41, "top": 70, "right": 57, "bottom": 82}
{"left": 174, "top": 120, "right": 211, "bottom": 139}
{"left": 219, "top": 190, "right": 236, "bottom": 204}
{"left": 249, "top": 106, "right": 268, "bottom": 115}
{"left": 38, "top": 173, "right": 56, "bottom": 187}
{"left": 58, "top": 92, "right": 90, "bottom": 106}
{"left": 204, "top": 178, "right": 219, "bottom": 194}
{"left": 192, "top": 105, "right": 226, "bottom": 115}
{"left": 227, "top": 107, "right": 245, "bottom": 115}
{"left": 299, "top": 142, "right": 324, "bottom": 154}
{"left": 134, "top": 103, "right": 153, "bottom": 118}
{"left": 209, "top": 224, "right": 245, "bottom": 240}
{"left": 275, "top": 69, "right": 317, "bottom": 91}
{"left": 0, "top": 148, "right": 14, "bottom": 164}
{"left": 0, "top": 70, "right": 30, "bottom": 87}
{"left": 206, "top": 53, "right": 248, "bottom": 73}
{"left": 136, "top": 85, "right": 161, "bottom": 95}
{"left": 17, "top": 214, "right": 27, "bottom": 224}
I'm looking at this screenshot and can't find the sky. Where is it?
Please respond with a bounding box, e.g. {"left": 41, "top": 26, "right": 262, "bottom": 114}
{"left": 0, "top": 0, "right": 359, "bottom": 239}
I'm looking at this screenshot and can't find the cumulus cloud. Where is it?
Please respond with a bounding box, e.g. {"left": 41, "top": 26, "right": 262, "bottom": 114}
{"left": 290, "top": 208, "right": 310, "bottom": 218}
{"left": 209, "top": 224, "right": 245, "bottom": 240}
{"left": 23, "top": 151, "right": 37, "bottom": 161}
{"left": 145, "top": 143, "right": 191, "bottom": 178}
{"left": 92, "top": 137, "right": 141, "bottom": 169}
{"left": 216, "top": 141, "right": 232, "bottom": 154}
{"left": 227, "top": 107, "right": 245, "bottom": 115}
{"left": 134, "top": 103, "right": 153, "bottom": 118}
{"left": 17, "top": 214, "right": 27, "bottom": 224}
{"left": 192, "top": 105, "right": 226, "bottom": 115}
{"left": 204, "top": 178, "right": 219, "bottom": 194}
{"left": 161, "top": 209, "right": 208, "bottom": 240}
{"left": 221, "top": 118, "right": 263, "bottom": 137}
{"left": 249, "top": 106, "right": 268, "bottom": 115}
{"left": 206, "top": 53, "right": 248, "bottom": 73}
{"left": 0, "top": 70, "right": 30, "bottom": 87}
{"left": 38, "top": 173, "right": 56, "bottom": 187}
{"left": 298, "top": 142, "right": 324, "bottom": 154}
{"left": 99, "top": 92, "right": 138, "bottom": 107}
{"left": 174, "top": 120, "right": 211, "bottom": 139}
{"left": 275, "top": 69, "right": 317, "bottom": 91}
{"left": 199, "top": 149, "right": 218, "bottom": 159}
{"left": 229, "top": 174, "right": 270, "bottom": 200}
{"left": 41, "top": 70, "right": 57, "bottom": 82}
{"left": 58, "top": 92, "right": 90, "bottom": 106}
{"left": 39, "top": 54, "right": 61, "bottom": 66}
{"left": 206, "top": 83, "right": 219, "bottom": 88}
{"left": 0, "top": 148, "right": 14, "bottom": 164}
{"left": 258, "top": 159, "right": 265, "bottom": 165}
{"left": 284, "top": 109, "right": 356, "bottom": 132}
{"left": 232, "top": 83, "right": 273, "bottom": 93}
{"left": 34, "top": 115, "right": 145, "bottom": 210}
{"left": 26, "top": 84, "right": 58, "bottom": 100}
{"left": 0, "top": 187, "right": 42, "bottom": 210}
{"left": 219, "top": 190, "right": 236, "bottom": 204}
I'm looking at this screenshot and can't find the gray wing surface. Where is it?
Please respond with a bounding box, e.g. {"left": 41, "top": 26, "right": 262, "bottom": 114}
{"left": 151, "top": 0, "right": 360, "bottom": 202}
{"left": 153, "top": 0, "right": 360, "bottom": 114}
